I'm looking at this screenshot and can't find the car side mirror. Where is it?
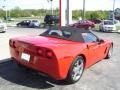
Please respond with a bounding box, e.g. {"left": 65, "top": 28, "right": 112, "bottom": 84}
{"left": 98, "top": 39, "right": 104, "bottom": 44}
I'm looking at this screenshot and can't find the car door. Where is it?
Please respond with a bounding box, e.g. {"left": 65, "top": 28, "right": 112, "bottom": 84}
{"left": 96, "top": 39, "right": 107, "bottom": 60}
{"left": 82, "top": 32, "right": 104, "bottom": 65}
{"left": 22, "top": 21, "right": 26, "bottom": 26}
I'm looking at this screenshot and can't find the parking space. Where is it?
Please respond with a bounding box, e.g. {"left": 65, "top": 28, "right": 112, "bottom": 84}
{"left": 0, "top": 27, "right": 120, "bottom": 90}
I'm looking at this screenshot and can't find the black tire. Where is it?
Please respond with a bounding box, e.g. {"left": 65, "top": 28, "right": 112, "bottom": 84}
{"left": 66, "top": 56, "right": 84, "bottom": 84}
{"left": 99, "top": 28, "right": 102, "bottom": 32}
{"left": 105, "top": 45, "right": 113, "bottom": 59}
{"left": 99, "top": 27, "right": 104, "bottom": 32}
{"left": 17, "top": 24, "right": 20, "bottom": 27}
{"left": 2, "top": 31, "right": 6, "bottom": 33}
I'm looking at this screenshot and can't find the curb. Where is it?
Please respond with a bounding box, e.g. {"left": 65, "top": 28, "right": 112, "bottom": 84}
{"left": 0, "top": 58, "right": 11, "bottom": 64}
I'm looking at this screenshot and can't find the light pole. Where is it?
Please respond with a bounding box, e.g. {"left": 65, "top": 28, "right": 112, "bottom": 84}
{"left": 66, "top": 0, "right": 72, "bottom": 25}
{"left": 113, "top": 0, "right": 115, "bottom": 23}
{"left": 3, "top": 0, "right": 7, "bottom": 21}
{"left": 82, "top": 0, "right": 86, "bottom": 21}
{"left": 47, "top": 0, "right": 53, "bottom": 15}
{"left": 50, "top": 0, "right": 53, "bottom": 15}
{"left": 59, "top": 0, "right": 66, "bottom": 27}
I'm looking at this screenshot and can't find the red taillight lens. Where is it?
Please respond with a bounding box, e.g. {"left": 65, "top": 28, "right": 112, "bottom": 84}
{"left": 38, "top": 49, "right": 44, "bottom": 56}
{"left": 13, "top": 41, "right": 16, "bottom": 48}
{"left": 9, "top": 40, "right": 12, "bottom": 47}
{"left": 46, "top": 50, "right": 54, "bottom": 59}
{"left": 37, "top": 48, "right": 55, "bottom": 59}
{"left": 9, "top": 40, "right": 16, "bottom": 48}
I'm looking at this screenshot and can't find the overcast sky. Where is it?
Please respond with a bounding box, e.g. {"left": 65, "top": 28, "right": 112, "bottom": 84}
{"left": 0, "top": 0, "right": 120, "bottom": 11}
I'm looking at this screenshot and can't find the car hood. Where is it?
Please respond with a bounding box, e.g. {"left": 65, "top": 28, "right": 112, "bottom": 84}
{"left": 12, "top": 35, "right": 80, "bottom": 48}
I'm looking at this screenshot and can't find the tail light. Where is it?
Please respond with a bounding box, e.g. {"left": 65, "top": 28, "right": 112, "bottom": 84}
{"left": 46, "top": 50, "right": 54, "bottom": 59}
{"left": 37, "top": 48, "right": 55, "bottom": 59}
{"left": 38, "top": 49, "right": 44, "bottom": 56}
{"left": 13, "top": 41, "right": 16, "bottom": 48}
{"left": 9, "top": 40, "right": 16, "bottom": 48}
{"left": 9, "top": 40, "right": 12, "bottom": 47}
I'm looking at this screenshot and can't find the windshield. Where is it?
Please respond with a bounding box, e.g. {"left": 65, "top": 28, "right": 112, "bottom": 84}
{"left": 104, "top": 21, "right": 114, "bottom": 25}
{"left": 32, "top": 20, "right": 38, "bottom": 22}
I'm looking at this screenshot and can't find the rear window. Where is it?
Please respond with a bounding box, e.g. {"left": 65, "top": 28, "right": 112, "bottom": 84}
{"left": 40, "top": 27, "right": 93, "bottom": 42}
{"left": 32, "top": 20, "right": 38, "bottom": 22}
{"left": 44, "top": 29, "right": 72, "bottom": 39}
{"left": 104, "top": 21, "right": 114, "bottom": 25}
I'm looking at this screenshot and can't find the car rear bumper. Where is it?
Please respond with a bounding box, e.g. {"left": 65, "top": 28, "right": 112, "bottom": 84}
{"left": 103, "top": 29, "right": 117, "bottom": 32}
{"left": 0, "top": 28, "right": 6, "bottom": 32}
{"left": 10, "top": 47, "right": 73, "bottom": 80}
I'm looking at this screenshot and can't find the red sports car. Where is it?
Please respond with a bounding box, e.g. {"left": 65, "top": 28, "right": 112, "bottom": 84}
{"left": 70, "top": 20, "right": 95, "bottom": 29}
{"left": 9, "top": 27, "right": 113, "bottom": 83}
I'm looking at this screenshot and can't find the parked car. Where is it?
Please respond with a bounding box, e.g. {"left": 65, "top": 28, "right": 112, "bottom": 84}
{"left": 70, "top": 20, "right": 95, "bottom": 29}
{"left": 44, "top": 15, "right": 59, "bottom": 25}
{"left": 0, "top": 20, "right": 7, "bottom": 33}
{"left": 16, "top": 20, "right": 31, "bottom": 27}
{"left": 99, "top": 20, "right": 116, "bottom": 32}
{"left": 90, "top": 18, "right": 101, "bottom": 24}
{"left": 29, "top": 20, "right": 40, "bottom": 28}
{"left": 9, "top": 26, "right": 113, "bottom": 84}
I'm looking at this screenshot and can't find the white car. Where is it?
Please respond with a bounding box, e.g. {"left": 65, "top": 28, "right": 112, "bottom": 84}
{"left": 29, "top": 20, "right": 40, "bottom": 28}
{"left": 0, "top": 20, "right": 7, "bottom": 33}
{"left": 99, "top": 20, "right": 116, "bottom": 32}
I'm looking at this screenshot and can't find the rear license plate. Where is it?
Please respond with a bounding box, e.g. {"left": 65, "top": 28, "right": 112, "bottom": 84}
{"left": 21, "top": 53, "right": 30, "bottom": 62}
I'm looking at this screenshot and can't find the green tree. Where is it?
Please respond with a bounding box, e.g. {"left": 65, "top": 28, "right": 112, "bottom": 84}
{"left": 0, "top": 9, "right": 5, "bottom": 18}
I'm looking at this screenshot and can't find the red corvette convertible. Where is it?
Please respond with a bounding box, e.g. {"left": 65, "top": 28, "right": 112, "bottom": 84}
{"left": 9, "top": 27, "right": 113, "bottom": 83}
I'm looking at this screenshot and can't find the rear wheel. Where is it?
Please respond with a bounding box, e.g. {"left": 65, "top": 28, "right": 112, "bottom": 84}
{"left": 66, "top": 56, "right": 84, "bottom": 84}
{"left": 105, "top": 45, "right": 113, "bottom": 59}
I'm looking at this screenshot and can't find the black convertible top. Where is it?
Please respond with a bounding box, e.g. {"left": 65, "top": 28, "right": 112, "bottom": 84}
{"left": 49, "top": 26, "right": 91, "bottom": 33}
{"left": 40, "top": 26, "right": 92, "bottom": 42}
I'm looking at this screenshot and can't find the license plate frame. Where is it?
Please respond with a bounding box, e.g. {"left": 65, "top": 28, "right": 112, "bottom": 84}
{"left": 21, "top": 53, "right": 30, "bottom": 62}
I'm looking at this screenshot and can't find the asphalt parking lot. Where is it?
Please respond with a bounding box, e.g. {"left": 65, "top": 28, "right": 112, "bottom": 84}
{"left": 0, "top": 27, "right": 120, "bottom": 90}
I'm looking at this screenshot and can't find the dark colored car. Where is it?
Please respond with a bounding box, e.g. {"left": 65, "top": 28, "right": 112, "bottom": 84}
{"left": 16, "top": 20, "right": 31, "bottom": 27}
{"left": 44, "top": 15, "right": 59, "bottom": 25}
{"left": 70, "top": 20, "right": 95, "bottom": 29}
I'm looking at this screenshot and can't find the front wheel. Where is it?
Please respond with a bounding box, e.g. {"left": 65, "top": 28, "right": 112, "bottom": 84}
{"left": 66, "top": 56, "right": 84, "bottom": 84}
